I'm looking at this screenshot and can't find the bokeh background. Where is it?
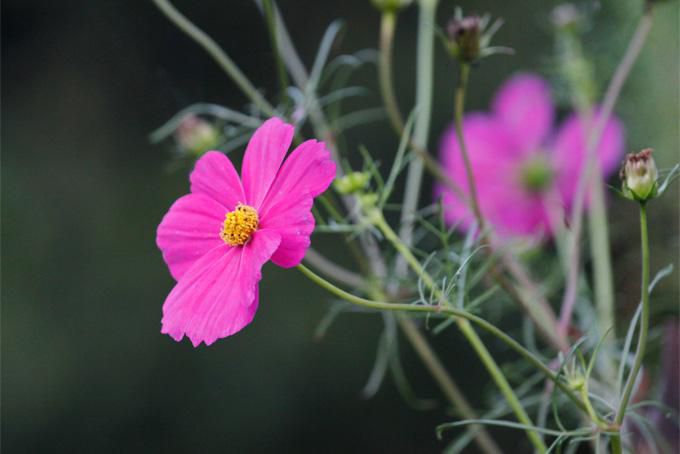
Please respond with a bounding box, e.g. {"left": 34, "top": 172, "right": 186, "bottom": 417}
{"left": 2, "top": 0, "right": 678, "bottom": 452}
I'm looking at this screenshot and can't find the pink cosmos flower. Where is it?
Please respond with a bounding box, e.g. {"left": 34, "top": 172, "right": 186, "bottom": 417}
{"left": 438, "top": 73, "right": 624, "bottom": 239}
{"left": 157, "top": 118, "right": 336, "bottom": 346}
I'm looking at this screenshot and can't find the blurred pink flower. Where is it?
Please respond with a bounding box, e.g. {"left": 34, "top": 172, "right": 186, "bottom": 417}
{"left": 438, "top": 73, "right": 624, "bottom": 239}
{"left": 157, "top": 118, "right": 336, "bottom": 346}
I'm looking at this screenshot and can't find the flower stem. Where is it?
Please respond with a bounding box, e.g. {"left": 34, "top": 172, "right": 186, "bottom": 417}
{"left": 297, "top": 261, "right": 585, "bottom": 412}
{"left": 615, "top": 203, "right": 650, "bottom": 424}
{"left": 397, "top": 316, "right": 502, "bottom": 454}
{"left": 262, "top": 0, "right": 289, "bottom": 103}
{"left": 378, "top": 11, "right": 405, "bottom": 135}
{"left": 395, "top": 0, "right": 437, "bottom": 277}
{"left": 372, "top": 213, "right": 548, "bottom": 452}
{"left": 151, "top": 0, "right": 275, "bottom": 117}
{"left": 453, "top": 63, "right": 485, "bottom": 229}
{"left": 451, "top": 62, "right": 566, "bottom": 351}
{"left": 560, "top": 7, "right": 654, "bottom": 341}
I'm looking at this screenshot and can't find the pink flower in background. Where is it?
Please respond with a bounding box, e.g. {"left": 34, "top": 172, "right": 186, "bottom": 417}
{"left": 157, "top": 118, "right": 336, "bottom": 346}
{"left": 438, "top": 73, "right": 624, "bottom": 239}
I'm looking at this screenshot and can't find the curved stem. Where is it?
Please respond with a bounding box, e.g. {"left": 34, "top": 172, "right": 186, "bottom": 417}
{"left": 372, "top": 212, "right": 547, "bottom": 452}
{"left": 615, "top": 203, "right": 650, "bottom": 423}
{"left": 152, "top": 0, "right": 275, "bottom": 117}
{"left": 298, "top": 262, "right": 586, "bottom": 413}
{"left": 453, "top": 63, "right": 485, "bottom": 228}
{"left": 379, "top": 11, "right": 405, "bottom": 134}
{"left": 397, "top": 316, "right": 502, "bottom": 454}
{"left": 262, "top": 0, "right": 289, "bottom": 102}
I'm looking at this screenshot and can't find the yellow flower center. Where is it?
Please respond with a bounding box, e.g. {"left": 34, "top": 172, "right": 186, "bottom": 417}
{"left": 220, "top": 204, "right": 259, "bottom": 246}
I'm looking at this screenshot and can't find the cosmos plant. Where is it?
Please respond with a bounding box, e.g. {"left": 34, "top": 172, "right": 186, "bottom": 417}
{"left": 151, "top": 0, "right": 679, "bottom": 452}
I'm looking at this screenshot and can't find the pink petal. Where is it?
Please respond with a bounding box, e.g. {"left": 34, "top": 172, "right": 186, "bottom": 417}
{"left": 190, "top": 151, "right": 245, "bottom": 211}
{"left": 438, "top": 114, "right": 550, "bottom": 239}
{"left": 156, "top": 193, "right": 225, "bottom": 281}
{"left": 552, "top": 110, "right": 625, "bottom": 207}
{"left": 241, "top": 118, "right": 294, "bottom": 209}
{"left": 258, "top": 140, "right": 336, "bottom": 268}
{"left": 492, "top": 73, "right": 554, "bottom": 151}
{"left": 161, "top": 229, "right": 281, "bottom": 347}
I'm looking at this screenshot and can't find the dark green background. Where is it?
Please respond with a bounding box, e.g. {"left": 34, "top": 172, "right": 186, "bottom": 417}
{"left": 2, "top": 0, "right": 678, "bottom": 452}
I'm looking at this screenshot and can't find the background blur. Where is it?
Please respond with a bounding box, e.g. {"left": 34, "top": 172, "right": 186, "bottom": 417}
{"left": 2, "top": 0, "right": 678, "bottom": 452}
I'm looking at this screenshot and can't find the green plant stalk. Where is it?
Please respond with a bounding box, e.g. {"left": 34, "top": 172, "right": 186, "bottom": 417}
{"left": 297, "top": 263, "right": 585, "bottom": 408}
{"left": 452, "top": 62, "right": 565, "bottom": 351}
{"left": 615, "top": 203, "right": 650, "bottom": 424}
{"left": 610, "top": 434, "right": 622, "bottom": 454}
{"left": 379, "top": 11, "right": 405, "bottom": 135}
{"left": 453, "top": 63, "right": 485, "bottom": 227}
{"left": 261, "top": 10, "right": 497, "bottom": 449}
{"left": 373, "top": 213, "right": 548, "bottom": 452}
{"left": 262, "top": 0, "right": 289, "bottom": 102}
{"left": 397, "top": 316, "right": 502, "bottom": 454}
{"left": 152, "top": 0, "right": 275, "bottom": 117}
{"left": 395, "top": 0, "right": 437, "bottom": 277}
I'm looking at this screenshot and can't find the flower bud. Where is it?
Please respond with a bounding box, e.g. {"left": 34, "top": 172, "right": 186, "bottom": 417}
{"left": 175, "top": 115, "right": 220, "bottom": 157}
{"left": 620, "top": 148, "right": 659, "bottom": 202}
{"left": 567, "top": 374, "right": 585, "bottom": 391}
{"left": 334, "top": 171, "right": 371, "bottom": 194}
{"left": 446, "top": 15, "right": 481, "bottom": 63}
{"left": 551, "top": 4, "right": 581, "bottom": 31}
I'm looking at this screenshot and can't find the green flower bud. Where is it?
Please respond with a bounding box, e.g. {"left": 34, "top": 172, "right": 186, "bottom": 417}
{"left": 334, "top": 171, "right": 371, "bottom": 194}
{"left": 567, "top": 374, "right": 585, "bottom": 391}
{"left": 620, "top": 148, "right": 659, "bottom": 202}
{"left": 175, "top": 115, "right": 220, "bottom": 157}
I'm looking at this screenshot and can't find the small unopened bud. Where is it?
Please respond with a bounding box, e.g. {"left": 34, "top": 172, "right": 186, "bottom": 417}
{"left": 371, "top": 0, "right": 413, "bottom": 13}
{"left": 620, "top": 148, "right": 659, "bottom": 202}
{"left": 551, "top": 4, "right": 581, "bottom": 31}
{"left": 447, "top": 15, "right": 481, "bottom": 63}
{"left": 567, "top": 374, "right": 585, "bottom": 391}
{"left": 175, "top": 115, "right": 220, "bottom": 157}
{"left": 334, "top": 171, "right": 371, "bottom": 194}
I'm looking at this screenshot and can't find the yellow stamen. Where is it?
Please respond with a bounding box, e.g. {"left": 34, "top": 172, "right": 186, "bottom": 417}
{"left": 220, "top": 204, "right": 259, "bottom": 246}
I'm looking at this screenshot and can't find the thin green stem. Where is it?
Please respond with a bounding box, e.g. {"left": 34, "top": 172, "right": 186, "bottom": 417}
{"left": 373, "top": 213, "right": 548, "bottom": 452}
{"left": 378, "top": 11, "right": 405, "bottom": 134}
{"left": 397, "top": 316, "right": 502, "bottom": 454}
{"left": 152, "top": 0, "right": 275, "bottom": 117}
{"left": 561, "top": 7, "right": 654, "bottom": 342}
{"left": 297, "top": 262, "right": 587, "bottom": 412}
{"left": 610, "top": 434, "right": 623, "bottom": 454}
{"left": 615, "top": 203, "right": 650, "bottom": 424}
{"left": 262, "top": 0, "right": 289, "bottom": 103}
{"left": 453, "top": 63, "right": 485, "bottom": 229}
{"left": 395, "top": 0, "right": 437, "bottom": 277}
{"left": 451, "top": 62, "right": 566, "bottom": 351}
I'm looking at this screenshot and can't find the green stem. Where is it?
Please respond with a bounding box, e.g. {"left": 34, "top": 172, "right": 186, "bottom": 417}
{"left": 452, "top": 62, "right": 566, "bottom": 351}
{"left": 152, "top": 0, "right": 275, "bottom": 117}
{"left": 610, "top": 434, "right": 623, "bottom": 454}
{"left": 373, "top": 214, "right": 548, "bottom": 452}
{"left": 378, "top": 11, "right": 405, "bottom": 134}
{"left": 615, "top": 203, "right": 650, "bottom": 425}
{"left": 262, "top": 0, "right": 289, "bottom": 102}
{"left": 298, "top": 262, "right": 586, "bottom": 413}
{"left": 453, "top": 63, "right": 485, "bottom": 228}
{"left": 395, "top": 0, "right": 437, "bottom": 277}
{"left": 397, "top": 316, "right": 502, "bottom": 454}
